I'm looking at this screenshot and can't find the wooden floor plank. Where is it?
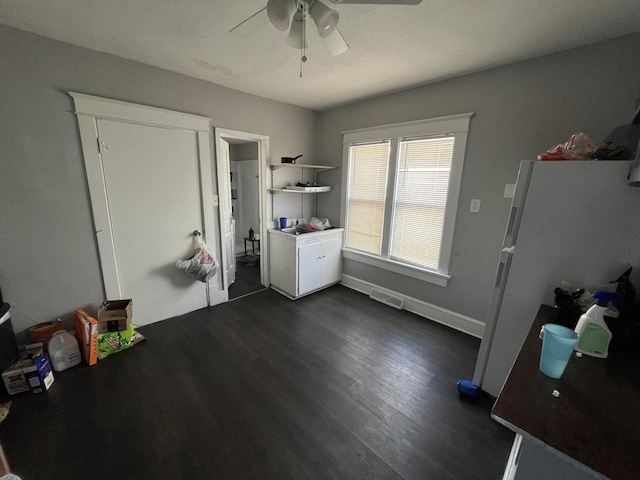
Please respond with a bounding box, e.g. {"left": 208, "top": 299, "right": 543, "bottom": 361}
{"left": 1, "top": 286, "right": 512, "bottom": 479}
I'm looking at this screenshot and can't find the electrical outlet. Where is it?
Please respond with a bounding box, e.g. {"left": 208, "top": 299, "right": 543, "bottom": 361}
{"left": 470, "top": 199, "right": 481, "bottom": 213}
{"left": 503, "top": 184, "right": 516, "bottom": 199}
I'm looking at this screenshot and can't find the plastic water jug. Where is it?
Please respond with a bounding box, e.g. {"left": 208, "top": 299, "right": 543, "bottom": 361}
{"left": 48, "top": 330, "right": 81, "bottom": 372}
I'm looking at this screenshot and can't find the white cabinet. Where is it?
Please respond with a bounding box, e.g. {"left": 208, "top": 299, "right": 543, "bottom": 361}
{"left": 269, "top": 228, "right": 344, "bottom": 299}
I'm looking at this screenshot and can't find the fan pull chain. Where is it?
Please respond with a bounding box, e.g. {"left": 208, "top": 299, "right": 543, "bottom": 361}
{"left": 299, "top": 8, "right": 307, "bottom": 78}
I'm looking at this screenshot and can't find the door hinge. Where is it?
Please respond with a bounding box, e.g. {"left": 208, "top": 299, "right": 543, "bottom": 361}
{"left": 98, "top": 139, "right": 110, "bottom": 153}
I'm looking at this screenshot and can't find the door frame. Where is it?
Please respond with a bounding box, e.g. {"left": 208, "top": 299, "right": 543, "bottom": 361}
{"left": 70, "top": 92, "right": 225, "bottom": 305}
{"left": 214, "top": 127, "right": 270, "bottom": 298}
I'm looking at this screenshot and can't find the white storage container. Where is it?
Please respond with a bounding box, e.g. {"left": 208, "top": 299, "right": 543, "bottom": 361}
{"left": 48, "top": 330, "right": 81, "bottom": 372}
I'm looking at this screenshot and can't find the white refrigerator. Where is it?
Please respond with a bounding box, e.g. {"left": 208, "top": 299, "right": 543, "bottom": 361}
{"left": 473, "top": 160, "right": 640, "bottom": 397}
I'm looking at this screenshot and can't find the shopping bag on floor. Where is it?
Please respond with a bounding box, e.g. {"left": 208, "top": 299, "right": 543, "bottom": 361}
{"left": 176, "top": 235, "right": 218, "bottom": 282}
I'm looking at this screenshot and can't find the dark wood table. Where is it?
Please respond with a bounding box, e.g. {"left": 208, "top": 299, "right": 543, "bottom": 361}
{"left": 243, "top": 237, "right": 260, "bottom": 256}
{"left": 492, "top": 305, "right": 640, "bottom": 480}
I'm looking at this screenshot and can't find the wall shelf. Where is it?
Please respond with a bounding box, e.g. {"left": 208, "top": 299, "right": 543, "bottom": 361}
{"left": 269, "top": 163, "right": 338, "bottom": 224}
{"left": 269, "top": 163, "right": 337, "bottom": 174}
{"left": 269, "top": 188, "right": 331, "bottom": 194}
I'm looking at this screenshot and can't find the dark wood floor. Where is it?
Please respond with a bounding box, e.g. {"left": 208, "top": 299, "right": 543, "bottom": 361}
{"left": 228, "top": 257, "right": 265, "bottom": 300}
{"left": 1, "top": 286, "right": 513, "bottom": 479}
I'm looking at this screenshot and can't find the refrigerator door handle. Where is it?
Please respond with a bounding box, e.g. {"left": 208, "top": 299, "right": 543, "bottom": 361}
{"left": 505, "top": 206, "right": 518, "bottom": 239}
{"left": 494, "top": 246, "right": 515, "bottom": 288}
{"left": 503, "top": 160, "right": 534, "bottom": 248}
{"left": 494, "top": 260, "right": 506, "bottom": 288}
{"left": 472, "top": 247, "right": 514, "bottom": 387}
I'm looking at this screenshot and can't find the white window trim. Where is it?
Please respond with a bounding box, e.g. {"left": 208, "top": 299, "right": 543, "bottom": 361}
{"left": 340, "top": 113, "right": 473, "bottom": 287}
{"left": 342, "top": 249, "right": 451, "bottom": 287}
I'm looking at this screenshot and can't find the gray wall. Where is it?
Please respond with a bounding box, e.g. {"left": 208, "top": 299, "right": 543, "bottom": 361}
{"left": 315, "top": 33, "right": 640, "bottom": 322}
{"left": 0, "top": 24, "right": 316, "bottom": 336}
{"left": 234, "top": 143, "right": 259, "bottom": 161}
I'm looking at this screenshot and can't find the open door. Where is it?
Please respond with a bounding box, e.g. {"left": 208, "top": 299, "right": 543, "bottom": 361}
{"left": 215, "top": 128, "right": 271, "bottom": 300}
{"left": 218, "top": 138, "right": 236, "bottom": 289}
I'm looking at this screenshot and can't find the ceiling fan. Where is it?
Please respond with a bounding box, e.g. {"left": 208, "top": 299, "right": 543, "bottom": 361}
{"left": 230, "top": 0, "right": 422, "bottom": 58}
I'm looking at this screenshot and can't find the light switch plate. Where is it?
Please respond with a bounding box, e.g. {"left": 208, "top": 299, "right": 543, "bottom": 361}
{"left": 470, "top": 199, "right": 481, "bottom": 213}
{"left": 503, "top": 184, "right": 516, "bottom": 199}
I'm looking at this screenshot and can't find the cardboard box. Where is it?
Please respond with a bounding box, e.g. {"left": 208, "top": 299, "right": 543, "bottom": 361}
{"left": 28, "top": 319, "right": 65, "bottom": 345}
{"left": 1, "top": 357, "right": 30, "bottom": 396}
{"left": 22, "top": 348, "right": 54, "bottom": 394}
{"left": 97, "top": 299, "right": 132, "bottom": 333}
{"left": 74, "top": 309, "right": 99, "bottom": 366}
{"left": 1, "top": 348, "right": 53, "bottom": 395}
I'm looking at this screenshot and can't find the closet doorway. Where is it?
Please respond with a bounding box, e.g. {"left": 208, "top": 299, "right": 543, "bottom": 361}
{"left": 215, "top": 129, "right": 270, "bottom": 300}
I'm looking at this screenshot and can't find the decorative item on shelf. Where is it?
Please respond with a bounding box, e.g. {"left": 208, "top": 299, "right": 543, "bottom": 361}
{"left": 249, "top": 226, "right": 255, "bottom": 240}
{"left": 281, "top": 155, "right": 303, "bottom": 164}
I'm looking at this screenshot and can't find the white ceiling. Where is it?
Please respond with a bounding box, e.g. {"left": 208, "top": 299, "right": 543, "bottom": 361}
{"left": 1, "top": 0, "right": 639, "bottom": 111}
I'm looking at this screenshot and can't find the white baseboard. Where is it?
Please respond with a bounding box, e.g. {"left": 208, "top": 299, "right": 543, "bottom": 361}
{"left": 340, "top": 274, "right": 484, "bottom": 338}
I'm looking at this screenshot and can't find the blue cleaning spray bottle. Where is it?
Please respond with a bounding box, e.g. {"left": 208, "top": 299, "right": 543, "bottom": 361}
{"left": 574, "top": 291, "right": 618, "bottom": 358}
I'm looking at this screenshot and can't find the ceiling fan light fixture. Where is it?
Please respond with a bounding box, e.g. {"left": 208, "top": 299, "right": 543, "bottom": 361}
{"left": 310, "top": 1, "right": 339, "bottom": 38}
{"left": 266, "top": 0, "right": 297, "bottom": 31}
{"left": 285, "top": 13, "right": 307, "bottom": 49}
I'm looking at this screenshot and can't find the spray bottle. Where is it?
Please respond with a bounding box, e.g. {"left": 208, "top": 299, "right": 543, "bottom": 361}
{"left": 574, "top": 291, "right": 618, "bottom": 358}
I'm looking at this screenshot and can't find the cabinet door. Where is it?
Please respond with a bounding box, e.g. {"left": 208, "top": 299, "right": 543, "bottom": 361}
{"left": 321, "top": 235, "right": 342, "bottom": 286}
{"left": 269, "top": 233, "right": 296, "bottom": 296}
{"left": 297, "top": 241, "right": 324, "bottom": 296}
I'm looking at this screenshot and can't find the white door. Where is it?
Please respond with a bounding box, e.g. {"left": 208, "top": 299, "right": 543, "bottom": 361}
{"left": 96, "top": 119, "right": 209, "bottom": 326}
{"left": 218, "top": 139, "right": 236, "bottom": 288}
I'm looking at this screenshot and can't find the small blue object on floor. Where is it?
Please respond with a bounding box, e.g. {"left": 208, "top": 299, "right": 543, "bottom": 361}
{"left": 457, "top": 379, "right": 481, "bottom": 398}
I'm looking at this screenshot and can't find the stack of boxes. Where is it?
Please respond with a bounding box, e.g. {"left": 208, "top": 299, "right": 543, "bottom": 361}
{"left": 2, "top": 347, "right": 54, "bottom": 396}
{"left": 1, "top": 304, "right": 55, "bottom": 398}
{"left": 97, "top": 300, "right": 132, "bottom": 333}
{"left": 95, "top": 300, "right": 144, "bottom": 359}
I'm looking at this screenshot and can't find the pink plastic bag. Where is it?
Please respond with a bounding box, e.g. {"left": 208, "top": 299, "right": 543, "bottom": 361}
{"left": 176, "top": 235, "right": 218, "bottom": 282}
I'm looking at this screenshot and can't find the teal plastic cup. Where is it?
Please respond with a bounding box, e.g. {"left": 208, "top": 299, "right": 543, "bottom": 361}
{"left": 539, "top": 323, "right": 579, "bottom": 379}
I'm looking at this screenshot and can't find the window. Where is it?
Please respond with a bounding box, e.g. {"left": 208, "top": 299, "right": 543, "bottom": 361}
{"left": 345, "top": 141, "right": 390, "bottom": 255}
{"left": 341, "top": 114, "right": 473, "bottom": 286}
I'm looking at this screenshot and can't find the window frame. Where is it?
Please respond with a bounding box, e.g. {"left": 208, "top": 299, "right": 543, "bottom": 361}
{"left": 340, "top": 113, "right": 473, "bottom": 287}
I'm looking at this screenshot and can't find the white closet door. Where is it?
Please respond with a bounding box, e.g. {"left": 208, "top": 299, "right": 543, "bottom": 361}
{"left": 97, "top": 119, "right": 208, "bottom": 326}
{"left": 218, "top": 139, "right": 236, "bottom": 286}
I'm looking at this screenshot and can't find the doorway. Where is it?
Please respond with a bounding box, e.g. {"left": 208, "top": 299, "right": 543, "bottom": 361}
{"left": 229, "top": 145, "right": 261, "bottom": 299}
{"left": 214, "top": 129, "right": 270, "bottom": 301}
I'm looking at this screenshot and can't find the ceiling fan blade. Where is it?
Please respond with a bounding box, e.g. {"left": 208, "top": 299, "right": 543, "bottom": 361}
{"left": 229, "top": 7, "right": 269, "bottom": 38}
{"left": 322, "top": 28, "right": 349, "bottom": 56}
{"left": 328, "top": 0, "right": 422, "bottom": 4}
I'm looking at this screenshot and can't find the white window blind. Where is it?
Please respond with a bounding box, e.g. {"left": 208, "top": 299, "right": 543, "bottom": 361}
{"left": 390, "top": 136, "right": 455, "bottom": 269}
{"left": 345, "top": 141, "right": 390, "bottom": 255}
{"left": 341, "top": 113, "right": 472, "bottom": 285}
